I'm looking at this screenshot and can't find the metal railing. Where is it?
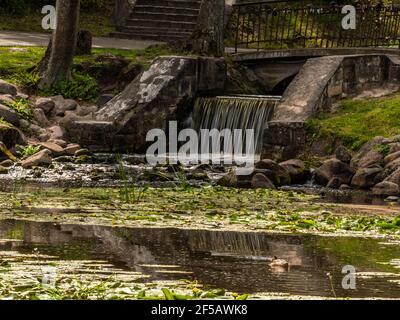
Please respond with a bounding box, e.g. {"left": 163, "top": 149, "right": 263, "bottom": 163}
{"left": 231, "top": 1, "right": 400, "bottom": 52}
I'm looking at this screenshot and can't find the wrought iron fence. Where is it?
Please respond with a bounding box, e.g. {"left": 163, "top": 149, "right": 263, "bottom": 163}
{"left": 231, "top": 1, "right": 400, "bottom": 51}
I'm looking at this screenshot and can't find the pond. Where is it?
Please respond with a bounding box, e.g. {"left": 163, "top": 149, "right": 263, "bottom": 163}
{"left": 1, "top": 219, "right": 400, "bottom": 299}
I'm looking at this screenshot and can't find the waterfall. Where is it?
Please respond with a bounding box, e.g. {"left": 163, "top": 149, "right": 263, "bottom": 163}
{"left": 192, "top": 95, "right": 280, "bottom": 155}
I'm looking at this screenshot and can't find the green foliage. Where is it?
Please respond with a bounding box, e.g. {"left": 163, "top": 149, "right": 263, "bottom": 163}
{"left": 41, "top": 72, "right": 99, "bottom": 101}
{"left": 306, "top": 93, "right": 400, "bottom": 150}
{"left": 374, "top": 143, "right": 391, "bottom": 156}
{"left": 9, "top": 71, "right": 40, "bottom": 90}
{"left": 6, "top": 98, "right": 32, "bottom": 120}
{"left": 16, "top": 145, "right": 41, "bottom": 159}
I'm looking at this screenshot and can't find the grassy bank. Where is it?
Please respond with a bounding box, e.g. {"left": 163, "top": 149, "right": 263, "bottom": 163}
{"left": 0, "top": 10, "right": 114, "bottom": 37}
{"left": 306, "top": 92, "right": 400, "bottom": 150}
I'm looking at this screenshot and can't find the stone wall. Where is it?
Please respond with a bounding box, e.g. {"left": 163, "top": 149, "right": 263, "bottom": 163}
{"left": 262, "top": 54, "right": 400, "bottom": 161}
{"left": 69, "top": 56, "right": 226, "bottom": 152}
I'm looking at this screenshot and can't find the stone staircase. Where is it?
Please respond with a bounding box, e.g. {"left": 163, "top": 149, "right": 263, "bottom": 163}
{"left": 111, "top": 0, "right": 203, "bottom": 42}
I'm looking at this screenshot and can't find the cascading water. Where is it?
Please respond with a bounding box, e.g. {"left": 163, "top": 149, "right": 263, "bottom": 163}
{"left": 192, "top": 95, "right": 281, "bottom": 155}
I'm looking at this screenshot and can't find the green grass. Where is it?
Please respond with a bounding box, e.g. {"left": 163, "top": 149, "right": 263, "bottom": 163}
{"left": 306, "top": 92, "right": 400, "bottom": 150}
{"left": 0, "top": 11, "right": 114, "bottom": 37}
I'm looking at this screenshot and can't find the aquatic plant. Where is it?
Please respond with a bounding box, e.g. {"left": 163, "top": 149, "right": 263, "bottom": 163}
{"left": 117, "top": 157, "right": 148, "bottom": 204}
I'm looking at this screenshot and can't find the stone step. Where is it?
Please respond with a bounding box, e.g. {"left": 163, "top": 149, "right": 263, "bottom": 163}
{"left": 137, "top": 0, "right": 202, "bottom": 9}
{"left": 111, "top": 31, "right": 189, "bottom": 42}
{"left": 117, "top": 26, "right": 193, "bottom": 34}
{"left": 125, "top": 18, "right": 197, "bottom": 29}
{"left": 130, "top": 12, "right": 198, "bottom": 23}
{"left": 118, "top": 25, "right": 193, "bottom": 36}
{"left": 112, "top": 0, "right": 201, "bottom": 41}
{"left": 133, "top": 5, "right": 199, "bottom": 15}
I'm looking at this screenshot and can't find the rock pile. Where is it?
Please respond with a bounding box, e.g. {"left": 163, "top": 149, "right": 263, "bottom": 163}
{"left": 0, "top": 79, "right": 99, "bottom": 173}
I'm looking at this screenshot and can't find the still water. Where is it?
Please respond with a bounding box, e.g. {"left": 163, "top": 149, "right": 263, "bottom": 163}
{"left": 1, "top": 219, "right": 400, "bottom": 299}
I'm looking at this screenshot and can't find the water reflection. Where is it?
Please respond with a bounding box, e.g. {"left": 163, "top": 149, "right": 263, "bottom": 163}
{"left": 1, "top": 219, "right": 400, "bottom": 298}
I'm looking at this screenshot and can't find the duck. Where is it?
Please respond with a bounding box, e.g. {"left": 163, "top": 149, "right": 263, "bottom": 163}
{"left": 269, "top": 256, "right": 289, "bottom": 268}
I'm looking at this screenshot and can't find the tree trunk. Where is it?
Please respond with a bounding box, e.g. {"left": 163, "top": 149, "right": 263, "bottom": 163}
{"left": 40, "top": 0, "right": 80, "bottom": 88}
{"left": 190, "top": 0, "right": 225, "bottom": 57}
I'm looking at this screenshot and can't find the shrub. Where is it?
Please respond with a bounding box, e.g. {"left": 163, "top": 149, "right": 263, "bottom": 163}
{"left": 41, "top": 71, "right": 99, "bottom": 101}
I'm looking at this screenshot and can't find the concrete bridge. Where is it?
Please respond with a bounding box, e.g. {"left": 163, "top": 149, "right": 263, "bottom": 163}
{"left": 231, "top": 48, "right": 400, "bottom": 94}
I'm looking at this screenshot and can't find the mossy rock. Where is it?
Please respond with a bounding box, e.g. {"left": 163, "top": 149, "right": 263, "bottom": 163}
{"left": 0, "top": 123, "right": 25, "bottom": 148}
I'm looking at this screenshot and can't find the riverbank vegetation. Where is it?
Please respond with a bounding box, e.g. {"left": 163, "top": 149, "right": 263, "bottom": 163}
{"left": 0, "top": 0, "right": 115, "bottom": 37}
{"left": 306, "top": 92, "right": 400, "bottom": 151}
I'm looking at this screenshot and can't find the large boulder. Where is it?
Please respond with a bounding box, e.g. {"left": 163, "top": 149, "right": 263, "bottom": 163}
{"left": 314, "top": 158, "right": 354, "bottom": 186}
{"left": 351, "top": 167, "right": 382, "bottom": 188}
{"left": 255, "top": 159, "right": 291, "bottom": 186}
{"left": 94, "top": 56, "right": 226, "bottom": 152}
{"left": 279, "top": 159, "right": 307, "bottom": 183}
{"left": 372, "top": 181, "right": 400, "bottom": 197}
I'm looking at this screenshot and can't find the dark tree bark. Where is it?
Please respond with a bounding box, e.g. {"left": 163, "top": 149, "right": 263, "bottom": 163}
{"left": 190, "top": 0, "right": 225, "bottom": 57}
{"left": 40, "top": 0, "right": 81, "bottom": 88}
